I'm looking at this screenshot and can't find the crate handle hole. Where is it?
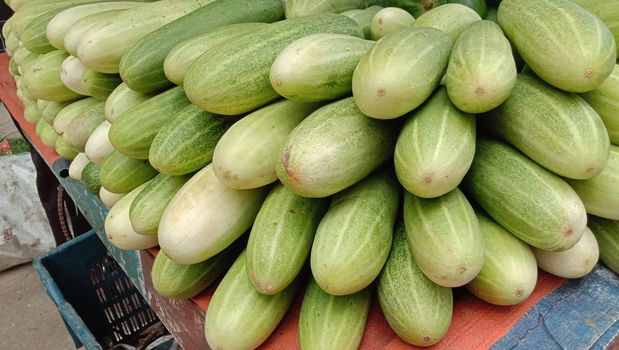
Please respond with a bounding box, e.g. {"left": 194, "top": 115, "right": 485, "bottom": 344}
{"left": 59, "top": 168, "right": 69, "bottom": 178}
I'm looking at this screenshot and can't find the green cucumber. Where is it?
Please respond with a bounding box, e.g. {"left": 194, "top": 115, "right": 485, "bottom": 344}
{"left": 580, "top": 64, "right": 619, "bottom": 145}
{"left": 204, "top": 250, "right": 299, "bottom": 350}
{"left": 53, "top": 97, "right": 100, "bottom": 135}
{"left": 163, "top": 22, "right": 269, "bottom": 86}
{"left": 466, "top": 211, "right": 538, "bottom": 305}
{"left": 403, "top": 188, "right": 484, "bottom": 287}
{"left": 498, "top": 0, "right": 616, "bottom": 92}
{"left": 120, "top": 0, "right": 283, "bottom": 93}
{"left": 39, "top": 120, "right": 60, "bottom": 147}
{"left": 213, "top": 100, "right": 320, "bottom": 190}
{"left": 63, "top": 9, "right": 128, "bottom": 57}
{"left": 462, "top": 138, "right": 587, "bottom": 251}
{"left": 12, "top": 45, "right": 34, "bottom": 66}
{"left": 381, "top": 0, "right": 446, "bottom": 17}
{"left": 35, "top": 117, "right": 46, "bottom": 137}
{"left": 276, "top": 97, "right": 397, "bottom": 198}
{"left": 55, "top": 135, "right": 79, "bottom": 160}
{"left": 369, "top": 7, "right": 415, "bottom": 40}
{"left": 247, "top": 184, "right": 329, "bottom": 295}
{"left": 158, "top": 164, "right": 269, "bottom": 264}
{"left": 184, "top": 14, "right": 363, "bottom": 115}
{"left": 588, "top": 215, "right": 619, "bottom": 274}
{"left": 285, "top": 0, "right": 366, "bottom": 18}
{"left": 148, "top": 105, "right": 236, "bottom": 176}
{"left": 104, "top": 83, "right": 154, "bottom": 124}
{"left": 487, "top": 74, "right": 610, "bottom": 180}
{"left": 485, "top": 7, "right": 497, "bottom": 22}
{"left": 81, "top": 162, "right": 101, "bottom": 194}
{"left": 63, "top": 102, "right": 106, "bottom": 152}
{"left": 311, "top": 168, "right": 400, "bottom": 295}
{"left": 571, "top": 0, "right": 619, "bottom": 57}
{"left": 533, "top": 227, "right": 599, "bottom": 278}
{"left": 69, "top": 153, "right": 90, "bottom": 180}
{"left": 9, "top": 58, "right": 19, "bottom": 76}
{"left": 22, "top": 50, "right": 83, "bottom": 102}
{"left": 447, "top": 0, "right": 487, "bottom": 17}
{"left": 299, "top": 278, "right": 370, "bottom": 350}
{"left": 5, "top": 32, "right": 18, "bottom": 56}
{"left": 270, "top": 34, "right": 373, "bottom": 102}
{"left": 99, "top": 187, "right": 126, "bottom": 208}
{"left": 352, "top": 27, "right": 453, "bottom": 119}
{"left": 99, "top": 151, "right": 158, "bottom": 194}
{"left": 341, "top": 5, "right": 382, "bottom": 39}
{"left": 24, "top": 101, "right": 42, "bottom": 123}
{"left": 377, "top": 220, "right": 453, "bottom": 346}
{"left": 412, "top": 3, "right": 481, "bottom": 40}
{"left": 37, "top": 100, "right": 50, "bottom": 111}
{"left": 42, "top": 100, "right": 71, "bottom": 124}
{"left": 129, "top": 173, "right": 190, "bottom": 235}
{"left": 566, "top": 145, "right": 619, "bottom": 220}
{"left": 445, "top": 20, "right": 516, "bottom": 113}
{"left": 394, "top": 88, "right": 475, "bottom": 198}
{"left": 21, "top": 9, "right": 64, "bottom": 53}
{"left": 108, "top": 86, "right": 191, "bottom": 159}
{"left": 84, "top": 121, "right": 114, "bottom": 164}
{"left": 60, "top": 55, "right": 90, "bottom": 96}
{"left": 80, "top": 69, "right": 122, "bottom": 101}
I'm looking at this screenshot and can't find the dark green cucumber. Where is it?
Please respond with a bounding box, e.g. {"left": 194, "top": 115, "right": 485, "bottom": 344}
{"left": 448, "top": 0, "right": 487, "bottom": 17}
{"left": 81, "top": 162, "right": 101, "bottom": 194}
{"left": 80, "top": 69, "right": 122, "bottom": 101}
{"left": 588, "top": 215, "right": 619, "bottom": 274}
{"left": 99, "top": 151, "right": 158, "bottom": 193}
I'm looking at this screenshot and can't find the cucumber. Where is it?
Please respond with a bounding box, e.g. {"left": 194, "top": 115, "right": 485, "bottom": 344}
{"left": 119, "top": 0, "right": 284, "bottom": 93}
{"left": 352, "top": 27, "right": 453, "bottom": 119}
{"left": 270, "top": 34, "right": 373, "bottom": 102}
{"left": 68, "top": 153, "right": 90, "bottom": 180}
{"left": 403, "top": 188, "right": 484, "bottom": 287}
{"left": 276, "top": 97, "right": 397, "bottom": 198}
{"left": 53, "top": 97, "right": 99, "bottom": 134}
{"left": 108, "top": 86, "right": 191, "bottom": 159}
{"left": 60, "top": 55, "right": 90, "bottom": 96}
{"left": 55, "top": 135, "right": 79, "bottom": 160}
{"left": 487, "top": 74, "right": 610, "bottom": 180}
{"left": 152, "top": 242, "right": 239, "bottom": 299}
{"left": 369, "top": 7, "right": 415, "bottom": 40}
{"left": 35, "top": 117, "right": 46, "bottom": 137}
{"left": 534, "top": 227, "right": 599, "bottom": 278}
{"left": 6, "top": 33, "right": 20, "bottom": 57}
{"left": 204, "top": 250, "right": 299, "bottom": 350}
{"left": 412, "top": 3, "right": 481, "bottom": 40}
{"left": 104, "top": 181, "right": 159, "bottom": 250}
{"left": 299, "top": 278, "right": 370, "bottom": 350}
{"left": 566, "top": 145, "right": 619, "bottom": 220}
{"left": 498, "top": 0, "right": 616, "bottom": 93}
{"left": 466, "top": 211, "right": 538, "bottom": 305}
{"left": 63, "top": 9, "right": 127, "bottom": 57}
{"left": 81, "top": 162, "right": 101, "bottom": 194}
{"left": 340, "top": 5, "right": 382, "bottom": 39}
{"left": 24, "top": 101, "right": 42, "bottom": 123}
{"left": 80, "top": 69, "right": 122, "bottom": 101}
{"left": 381, "top": 0, "right": 446, "bottom": 17}
{"left": 571, "top": 0, "right": 619, "bottom": 57}
{"left": 445, "top": 20, "right": 516, "bottom": 113}
{"left": 42, "top": 100, "right": 71, "bottom": 124}
{"left": 163, "top": 22, "right": 269, "bottom": 86}
{"left": 37, "top": 100, "right": 49, "bottom": 111}
{"left": 148, "top": 105, "right": 236, "bottom": 176}
{"left": 285, "top": 0, "right": 366, "bottom": 18}
{"left": 462, "top": 138, "right": 587, "bottom": 251}
{"left": 104, "top": 83, "right": 154, "bottom": 124}
{"left": 580, "top": 64, "right": 619, "bottom": 145}
{"left": 158, "top": 164, "right": 269, "bottom": 264}
{"left": 22, "top": 50, "right": 83, "bottom": 102}
{"left": 2, "top": 16, "right": 12, "bottom": 39}
{"left": 129, "top": 173, "right": 190, "bottom": 235}
{"left": 247, "top": 184, "right": 329, "bottom": 295}
{"left": 63, "top": 102, "right": 106, "bottom": 152}
{"left": 485, "top": 7, "right": 497, "bottom": 22}
{"left": 9, "top": 58, "right": 20, "bottom": 77}
{"left": 394, "top": 88, "right": 475, "bottom": 198}
{"left": 99, "top": 186, "right": 126, "bottom": 208}
{"left": 12, "top": 45, "right": 34, "bottom": 66}
{"left": 311, "top": 168, "right": 400, "bottom": 295}
{"left": 21, "top": 9, "right": 64, "bottom": 53}
{"left": 39, "top": 120, "right": 60, "bottom": 147}
{"left": 377, "top": 220, "right": 453, "bottom": 346}
{"left": 184, "top": 14, "right": 363, "bottom": 115}
{"left": 84, "top": 120, "right": 114, "bottom": 164}
{"left": 588, "top": 215, "right": 619, "bottom": 274}
{"left": 447, "top": 0, "right": 487, "bottom": 17}
{"left": 99, "top": 151, "right": 158, "bottom": 194}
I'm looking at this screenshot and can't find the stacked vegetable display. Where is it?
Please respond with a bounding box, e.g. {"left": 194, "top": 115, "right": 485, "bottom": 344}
{"left": 4, "top": 0, "right": 619, "bottom": 348}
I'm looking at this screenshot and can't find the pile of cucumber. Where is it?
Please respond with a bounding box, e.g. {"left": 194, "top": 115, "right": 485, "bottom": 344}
{"left": 4, "top": 0, "right": 619, "bottom": 348}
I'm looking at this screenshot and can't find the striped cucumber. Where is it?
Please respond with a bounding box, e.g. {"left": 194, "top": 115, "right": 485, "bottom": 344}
{"left": 311, "top": 168, "right": 400, "bottom": 295}
{"left": 39, "top": 120, "right": 60, "bottom": 147}
{"left": 63, "top": 9, "right": 128, "bottom": 57}
{"left": 394, "top": 88, "right": 476, "bottom": 198}
{"left": 341, "top": 5, "right": 382, "bottom": 39}
{"left": 533, "top": 227, "right": 599, "bottom": 278}
{"left": 462, "top": 138, "right": 587, "bottom": 251}
{"left": 352, "top": 27, "right": 453, "bottom": 119}
{"left": 299, "top": 278, "right": 370, "bottom": 350}
{"left": 104, "top": 83, "right": 153, "bottom": 124}
{"left": 99, "top": 151, "right": 158, "bottom": 194}
{"left": 412, "top": 3, "right": 481, "bottom": 40}
{"left": 377, "top": 220, "right": 453, "bottom": 346}
{"left": 285, "top": 0, "right": 366, "bottom": 18}
{"left": 448, "top": 0, "right": 487, "bottom": 17}
{"left": 369, "top": 7, "right": 415, "bottom": 40}
{"left": 53, "top": 97, "right": 100, "bottom": 134}
{"left": 60, "top": 55, "right": 90, "bottom": 96}
{"left": 42, "top": 100, "right": 71, "bottom": 124}
{"left": 276, "top": 97, "right": 397, "bottom": 198}
{"left": 80, "top": 69, "right": 122, "bottom": 101}
{"left": 84, "top": 120, "right": 114, "bottom": 164}
{"left": 487, "top": 74, "right": 610, "bottom": 180}
{"left": 63, "top": 102, "right": 106, "bottom": 152}
{"left": 55, "top": 136, "right": 79, "bottom": 160}
{"left": 22, "top": 50, "right": 83, "bottom": 101}
{"left": 571, "top": 0, "right": 619, "bottom": 56}
{"left": 580, "top": 64, "right": 619, "bottom": 145}
{"left": 21, "top": 10, "right": 64, "bottom": 53}
{"left": 81, "top": 162, "right": 101, "bottom": 194}
{"left": 588, "top": 215, "right": 619, "bottom": 274}
{"left": 247, "top": 183, "right": 329, "bottom": 295}
{"left": 99, "top": 187, "right": 126, "bottom": 209}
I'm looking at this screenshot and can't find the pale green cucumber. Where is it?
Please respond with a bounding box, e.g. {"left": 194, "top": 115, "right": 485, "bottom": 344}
{"left": 448, "top": 0, "right": 487, "bottom": 17}
{"left": 108, "top": 86, "right": 191, "bottom": 159}
{"left": 80, "top": 69, "right": 122, "bottom": 101}
{"left": 580, "top": 64, "right": 619, "bottom": 145}
{"left": 276, "top": 97, "right": 397, "bottom": 198}
{"left": 247, "top": 184, "right": 329, "bottom": 295}
{"left": 63, "top": 9, "right": 127, "bottom": 57}
{"left": 466, "top": 211, "right": 538, "bottom": 305}
{"left": 204, "top": 250, "right": 299, "bottom": 350}
{"left": 487, "top": 74, "right": 610, "bottom": 180}
{"left": 81, "top": 162, "right": 101, "bottom": 194}
{"left": 270, "top": 34, "right": 373, "bottom": 102}
{"left": 2, "top": 16, "right": 12, "bottom": 39}
{"left": 377, "top": 220, "right": 453, "bottom": 346}
{"left": 571, "top": 0, "right": 619, "bottom": 57}
{"left": 299, "top": 278, "right": 370, "bottom": 350}
{"left": 148, "top": 105, "right": 236, "bottom": 176}
{"left": 9, "top": 58, "right": 20, "bottom": 77}
{"left": 341, "top": 5, "right": 382, "bottom": 39}
{"left": 129, "top": 173, "right": 190, "bottom": 235}
{"left": 446, "top": 20, "right": 516, "bottom": 113}
{"left": 184, "top": 14, "right": 363, "bottom": 115}
{"left": 84, "top": 120, "right": 114, "bottom": 164}
{"left": 55, "top": 136, "right": 79, "bottom": 160}
{"left": 566, "top": 145, "right": 619, "bottom": 220}
{"left": 381, "top": 0, "right": 446, "bottom": 17}
{"left": 11, "top": 45, "right": 34, "bottom": 66}
{"left": 158, "top": 164, "right": 269, "bottom": 264}
{"left": 69, "top": 152, "right": 90, "bottom": 180}
{"left": 42, "top": 100, "right": 71, "bottom": 124}
{"left": 99, "top": 151, "right": 158, "bottom": 194}
{"left": 412, "top": 3, "right": 481, "bottom": 40}
{"left": 63, "top": 102, "right": 106, "bottom": 152}
{"left": 53, "top": 97, "right": 99, "bottom": 134}
{"left": 35, "top": 117, "right": 45, "bottom": 137}
{"left": 534, "top": 227, "right": 598, "bottom": 278}
{"left": 370, "top": 7, "right": 415, "bottom": 40}
{"left": 285, "top": 0, "right": 366, "bottom": 18}
{"left": 352, "top": 27, "right": 453, "bottom": 119}
{"left": 99, "top": 187, "right": 126, "bottom": 209}
{"left": 104, "top": 83, "right": 153, "bottom": 124}
{"left": 588, "top": 215, "right": 619, "bottom": 274}
{"left": 311, "top": 168, "right": 400, "bottom": 295}
{"left": 462, "top": 138, "right": 587, "bottom": 251}
{"left": 394, "top": 88, "right": 475, "bottom": 198}
{"left": 213, "top": 100, "right": 320, "bottom": 189}
{"left": 37, "top": 100, "right": 49, "bottom": 111}
{"left": 21, "top": 10, "right": 64, "bottom": 53}
{"left": 24, "top": 101, "right": 42, "bottom": 123}
{"left": 403, "top": 188, "right": 484, "bottom": 287}
{"left": 22, "top": 50, "right": 83, "bottom": 101}
{"left": 498, "top": 0, "right": 616, "bottom": 92}
{"left": 60, "top": 55, "right": 90, "bottom": 96}
{"left": 163, "top": 22, "right": 268, "bottom": 86}
{"left": 39, "top": 120, "right": 59, "bottom": 147}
